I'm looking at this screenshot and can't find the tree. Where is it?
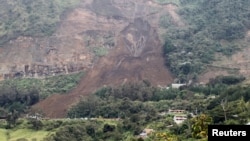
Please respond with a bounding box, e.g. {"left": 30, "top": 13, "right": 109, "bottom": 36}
{"left": 237, "top": 97, "right": 247, "bottom": 113}
{"left": 0, "top": 107, "right": 7, "bottom": 118}
{"left": 220, "top": 98, "right": 228, "bottom": 121}
{"left": 153, "top": 132, "right": 179, "bottom": 141}
{"left": 6, "top": 110, "right": 19, "bottom": 128}
{"left": 234, "top": 97, "right": 249, "bottom": 124}
{"left": 86, "top": 124, "right": 96, "bottom": 138}
{"left": 28, "top": 118, "right": 43, "bottom": 130}
{"left": 103, "top": 124, "right": 115, "bottom": 133}
{"left": 191, "top": 114, "right": 212, "bottom": 139}
{"left": 27, "top": 111, "right": 43, "bottom": 130}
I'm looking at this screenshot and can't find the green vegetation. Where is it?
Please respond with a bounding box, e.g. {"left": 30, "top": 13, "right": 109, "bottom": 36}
{"left": 0, "top": 71, "right": 84, "bottom": 98}
{"left": 65, "top": 77, "right": 249, "bottom": 140}
{"left": 0, "top": 72, "right": 84, "bottom": 121}
{"left": 0, "top": 119, "right": 55, "bottom": 141}
{"left": 92, "top": 47, "right": 108, "bottom": 57}
{"left": 8, "top": 129, "right": 49, "bottom": 141}
{"left": 84, "top": 31, "right": 115, "bottom": 57}
{"left": 0, "top": 0, "right": 250, "bottom": 140}
{"left": 191, "top": 114, "right": 212, "bottom": 139}
{"left": 91, "top": 0, "right": 122, "bottom": 17}
{"left": 0, "top": 118, "right": 51, "bottom": 141}
{"left": 38, "top": 72, "right": 84, "bottom": 98}
{"left": 161, "top": 0, "right": 250, "bottom": 82}
{"left": 0, "top": 76, "right": 249, "bottom": 140}
{"left": 0, "top": 129, "right": 7, "bottom": 141}
{"left": 0, "top": 0, "right": 80, "bottom": 45}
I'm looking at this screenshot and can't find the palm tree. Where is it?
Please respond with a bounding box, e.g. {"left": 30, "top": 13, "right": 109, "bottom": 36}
{"left": 191, "top": 114, "right": 212, "bottom": 139}
{"left": 237, "top": 97, "right": 247, "bottom": 113}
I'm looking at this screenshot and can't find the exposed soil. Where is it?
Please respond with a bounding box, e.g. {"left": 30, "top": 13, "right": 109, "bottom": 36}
{"left": 33, "top": 2, "right": 175, "bottom": 118}
{"left": 2, "top": 0, "right": 249, "bottom": 117}
{"left": 34, "top": 37, "right": 174, "bottom": 117}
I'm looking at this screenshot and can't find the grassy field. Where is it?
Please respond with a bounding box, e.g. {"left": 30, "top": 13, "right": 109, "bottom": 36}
{"left": 0, "top": 118, "right": 118, "bottom": 141}
{"left": 0, "top": 129, "right": 7, "bottom": 141}
{"left": 10, "top": 129, "right": 50, "bottom": 141}
{"left": 0, "top": 128, "right": 50, "bottom": 141}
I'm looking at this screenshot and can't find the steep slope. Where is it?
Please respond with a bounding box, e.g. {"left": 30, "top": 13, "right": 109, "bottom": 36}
{"left": 2, "top": 0, "right": 250, "bottom": 118}
{"left": 198, "top": 35, "right": 250, "bottom": 83}
{"left": 0, "top": 0, "right": 176, "bottom": 79}
{"left": 32, "top": 0, "right": 176, "bottom": 118}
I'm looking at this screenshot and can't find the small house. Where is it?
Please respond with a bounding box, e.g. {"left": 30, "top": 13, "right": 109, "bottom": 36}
{"left": 173, "top": 115, "right": 187, "bottom": 124}
{"left": 171, "top": 83, "right": 186, "bottom": 89}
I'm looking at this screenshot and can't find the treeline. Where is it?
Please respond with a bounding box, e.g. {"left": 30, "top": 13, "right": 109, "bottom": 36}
{"left": 0, "top": 80, "right": 39, "bottom": 114}
{"left": 42, "top": 120, "right": 125, "bottom": 141}
{"left": 0, "top": 72, "right": 84, "bottom": 122}
{"left": 66, "top": 76, "right": 250, "bottom": 140}
{"left": 207, "top": 84, "right": 250, "bottom": 124}
{"left": 161, "top": 0, "right": 250, "bottom": 82}
{"left": 188, "top": 75, "right": 245, "bottom": 95}
{"left": 94, "top": 81, "right": 180, "bottom": 102}
{"left": 68, "top": 76, "right": 247, "bottom": 119}
{"left": 191, "top": 75, "right": 250, "bottom": 124}
{"left": 66, "top": 81, "right": 191, "bottom": 140}
{"left": 0, "top": 75, "right": 248, "bottom": 140}
{"left": 68, "top": 80, "right": 185, "bottom": 118}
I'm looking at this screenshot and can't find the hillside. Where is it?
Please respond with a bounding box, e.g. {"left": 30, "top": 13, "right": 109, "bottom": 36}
{"left": 33, "top": 0, "right": 176, "bottom": 118}
{"left": 0, "top": 0, "right": 177, "bottom": 117}
{"left": 0, "top": 1, "right": 250, "bottom": 140}
{"left": 0, "top": 0, "right": 250, "bottom": 118}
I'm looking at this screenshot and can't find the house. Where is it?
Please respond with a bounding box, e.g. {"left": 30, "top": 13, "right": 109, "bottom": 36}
{"left": 171, "top": 83, "right": 186, "bottom": 89}
{"left": 173, "top": 115, "right": 187, "bottom": 124}
{"left": 26, "top": 113, "right": 43, "bottom": 120}
{"left": 208, "top": 95, "right": 216, "bottom": 99}
{"left": 157, "top": 85, "right": 169, "bottom": 90}
{"left": 167, "top": 109, "right": 188, "bottom": 124}
{"left": 168, "top": 109, "right": 186, "bottom": 114}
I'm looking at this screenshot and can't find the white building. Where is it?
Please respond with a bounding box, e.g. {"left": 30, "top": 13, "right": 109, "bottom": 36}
{"left": 168, "top": 109, "right": 186, "bottom": 114}
{"left": 171, "top": 83, "right": 186, "bottom": 89}
{"left": 173, "top": 115, "right": 187, "bottom": 124}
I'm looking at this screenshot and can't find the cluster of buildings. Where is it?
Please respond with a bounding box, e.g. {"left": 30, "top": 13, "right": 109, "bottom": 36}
{"left": 138, "top": 109, "right": 191, "bottom": 139}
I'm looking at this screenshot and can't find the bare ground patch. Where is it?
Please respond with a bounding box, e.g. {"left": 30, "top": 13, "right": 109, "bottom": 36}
{"left": 33, "top": 8, "right": 174, "bottom": 118}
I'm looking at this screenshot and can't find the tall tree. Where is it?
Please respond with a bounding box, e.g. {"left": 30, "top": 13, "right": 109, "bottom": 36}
{"left": 220, "top": 98, "right": 228, "bottom": 121}
{"left": 6, "top": 110, "right": 19, "bottom": 128}
{"left": 191, "top": 114, "right": 212, "bottom": 139}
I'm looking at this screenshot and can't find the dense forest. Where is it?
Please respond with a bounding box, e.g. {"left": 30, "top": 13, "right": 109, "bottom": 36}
{"left": 162, "top": 0, "right": 250, "bottom": 82}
